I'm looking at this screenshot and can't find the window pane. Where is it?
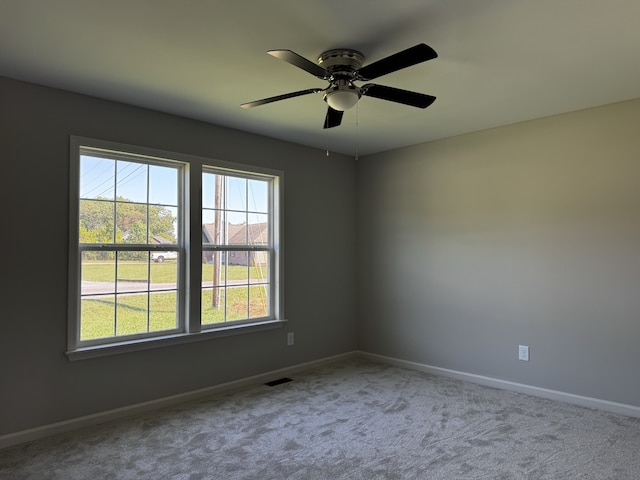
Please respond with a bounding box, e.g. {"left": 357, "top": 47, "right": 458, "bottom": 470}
{"left": 151, "top": 254, "right": 178, "bottom": 332}
{"left": 79, "top": 199, "right": 115, "bottom": 244}
{"left": 80, "top": 156, "right": 115, "bottom": 200}
{"left": 116, "top": 202, "right": 148, "bottom": 244}
{"left": 79, "top": 251, "right": 116, "bottom": 340}
{"left": 250, "top": 254, "right": 269, "bottom": 284}
{"left": 227, "top": 212, "right": 247, "bottom": 244}
{"left": 115, "top": 251, "right": 150, "bottom": 336}
{"left": 80, "top": 295, "right": 115, "bottom": 340}
{"left": 248, "top": 179, "right": 268, "bottom": 213}
{"left": 202, "top": 209, "right": 225, "bottom": 245}
{"left": 248, "top": 213, "right": 268, "bottom": 245}
{"left": 80, "top": 251, "right": 117, "bottom": 340}
{"left": 116, "top": 254, "right": 148, "bottom": 293}
{"left": 250, "top": 285, "right": 269, "bottom": 318}
{"left": 116, "top": 161, "right": 147, "bottom": 203}
{"left": 149, "top": 164, "right": 178, "bottom": 206}
{"left": 81, "top": 251, "right": 115, "bottom": 292}
{"left": 116, "top": 293, "right": 149, "bottom": 336}
{"left": 226, "top": 286, "right": 249, "bottom": 321}
{"left": 150, "top": 205, "right": 177, "bottom": 244}
{"left": 202, "top": 251, "right": 224, "bottom": 283}
{"left": 202, "top": 172, "right": 223, "bottom": 210}
{"left": 150, "top": 291, "right": 178, "bottom": 332}
{"left": 226, "top": 255, "right": 249, "bottom": 283}
{"left": 201, "top": 287, "right": 226, "bottom": 325}
{"left": 227, "top": 250, "right": 251, "bottom": 272}
{"left": 150, "top": 256, "right": 177, "bottom": 286}
{"left": 226, "top": 176, "right": 246, "bottom": 211}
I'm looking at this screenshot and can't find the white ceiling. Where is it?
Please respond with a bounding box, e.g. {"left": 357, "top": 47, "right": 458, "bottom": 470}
{"left": 2, "top": 0, "right": 640, "bottom": 156}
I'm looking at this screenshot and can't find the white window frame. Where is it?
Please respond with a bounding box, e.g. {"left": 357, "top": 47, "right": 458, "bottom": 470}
{"left": 67, "top": 136, "right": 285, "bottom": 360}
{"left": 201, "top": 167, "right": 279, "bottom": 328}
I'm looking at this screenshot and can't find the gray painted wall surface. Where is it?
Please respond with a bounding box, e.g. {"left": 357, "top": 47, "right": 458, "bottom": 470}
{"left": 0, "top": 77, "right": 358, "bottom": 435}
{"left": 357, "top": 99, "right": 640, "bottom": 407}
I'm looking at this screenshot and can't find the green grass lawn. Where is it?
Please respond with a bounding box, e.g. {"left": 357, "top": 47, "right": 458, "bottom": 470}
{"left": 201, "top": 285, "right": 268, "bottom": 325}
{"left": 80, "top": 260, "right": 269, "bottom": 340}
{"left": 80, "top": 291, "right": 178, "bottom": 340}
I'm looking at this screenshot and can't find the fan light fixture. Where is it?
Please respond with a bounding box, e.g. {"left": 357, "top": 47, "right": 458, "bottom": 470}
{"left": 324, "top": 87, "right": 360, "bottom": 111}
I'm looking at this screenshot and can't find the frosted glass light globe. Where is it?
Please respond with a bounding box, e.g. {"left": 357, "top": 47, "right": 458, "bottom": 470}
{"left": 325, "top": 89, "right": 360, "bottom": 111}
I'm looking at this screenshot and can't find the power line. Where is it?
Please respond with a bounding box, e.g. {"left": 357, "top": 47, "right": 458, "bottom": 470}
{"left": 80, "top": 162, "right": 116, "bottom": 198}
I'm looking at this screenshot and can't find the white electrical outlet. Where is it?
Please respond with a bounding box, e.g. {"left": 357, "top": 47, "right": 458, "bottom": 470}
{"left": 287, "top": 332, "right": 294, "bottom": 346}
{"left": 518, "top": 345, "right": 529, "bottom": 361}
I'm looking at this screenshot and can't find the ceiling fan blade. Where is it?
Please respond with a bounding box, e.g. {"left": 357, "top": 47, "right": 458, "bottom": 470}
{"left": 241, "top": 88, "right": 322, "bottom": 108}
{"left": 267, "top": 50, "right": 329, "bottom": 79}
{"left": 361, "top": 84, "right": 436, "bottom": 108}
{"left": 357, "top": 43, "right": 437, "bottom": 81}
{"left": 323, "top": 107, "right": 344, "bottom": 129}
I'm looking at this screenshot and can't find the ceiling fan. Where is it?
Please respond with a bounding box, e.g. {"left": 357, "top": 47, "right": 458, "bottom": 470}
{"left": 241, "top": 43, "right": 437, "bottom": 129}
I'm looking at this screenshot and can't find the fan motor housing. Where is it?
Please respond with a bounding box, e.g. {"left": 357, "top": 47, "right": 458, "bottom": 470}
{"left": 318, "top": 49, "right": 365, "bottom": 77}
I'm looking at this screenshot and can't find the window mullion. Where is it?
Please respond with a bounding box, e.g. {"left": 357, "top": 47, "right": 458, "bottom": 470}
{"left": 187, "top": 160, "right": 201, "bottom": 333}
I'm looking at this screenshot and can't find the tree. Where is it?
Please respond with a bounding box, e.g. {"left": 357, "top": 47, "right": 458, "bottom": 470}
{"left": 79, "top": 196, "right": 176, "bottom": 248}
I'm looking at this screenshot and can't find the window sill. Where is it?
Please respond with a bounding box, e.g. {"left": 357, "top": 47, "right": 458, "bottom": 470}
{"left": 66, "top": 319, "right": 287, "bottom": 361}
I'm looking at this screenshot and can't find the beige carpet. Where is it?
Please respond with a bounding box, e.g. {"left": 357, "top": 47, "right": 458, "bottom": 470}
{"left": 1, "top": 358, "right": 640, "bottom": 479}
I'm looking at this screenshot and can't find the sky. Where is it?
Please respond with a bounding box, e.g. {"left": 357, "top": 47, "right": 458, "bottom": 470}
{"left": 80, "top": 154, "right": 271, "bottom": 244}
{"left": 80, "top": 155, "right": 178, "bottom": 206}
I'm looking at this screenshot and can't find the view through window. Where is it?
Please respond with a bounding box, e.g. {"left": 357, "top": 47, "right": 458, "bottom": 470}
{"left": 77, "top": 149, "right": 182, "bottom": 342}
{"left": 201, "top": 171, "right": 273, "bottom": 326}
{"left": 68, "top": 137, "right": 283, "bottom": 356}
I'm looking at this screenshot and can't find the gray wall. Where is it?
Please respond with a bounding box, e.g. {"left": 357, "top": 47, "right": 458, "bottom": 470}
{"left": 358, "top": 98, "right": 640, "bottom": 407}
{"left": 0, "top": 77, "right": 358, "bottom": 435}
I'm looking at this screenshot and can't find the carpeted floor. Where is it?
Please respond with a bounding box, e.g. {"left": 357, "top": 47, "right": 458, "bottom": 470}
{"left": 2, "top": 358, "right": 640, "bottom": 479}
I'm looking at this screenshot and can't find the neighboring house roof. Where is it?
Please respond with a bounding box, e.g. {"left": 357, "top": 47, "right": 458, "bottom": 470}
{"left": 152, "top": 235, "right": 173, "bottom": 244}
{"left": 203, "top": 222, "right": 268, "bottom": 245}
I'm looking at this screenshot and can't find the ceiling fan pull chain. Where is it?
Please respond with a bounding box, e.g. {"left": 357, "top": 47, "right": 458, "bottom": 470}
{"left": 325, "top": 126, "right": 330, "bottom": 156}
{"left": 355, "top": 103, "right": 360, "bottom": 161}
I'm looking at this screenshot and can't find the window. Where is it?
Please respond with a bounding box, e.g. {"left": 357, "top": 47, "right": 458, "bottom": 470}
{"left": 201, "top": 170, "right": 274, "bottom": 326}
{"left": 68, "top": 137, "right": 284, "bottom": 359}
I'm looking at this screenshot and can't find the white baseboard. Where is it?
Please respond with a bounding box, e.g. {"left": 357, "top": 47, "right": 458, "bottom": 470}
{"left": 358, "top": 351, "right": 640, "bottom": 419}
{"left": 0, "top": 351, "right": 358, "bottom": 450}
